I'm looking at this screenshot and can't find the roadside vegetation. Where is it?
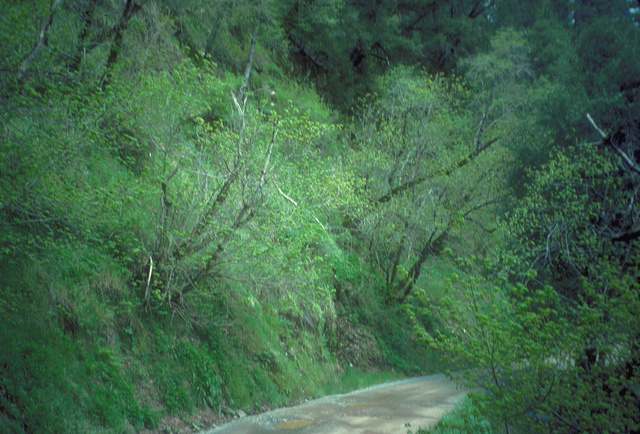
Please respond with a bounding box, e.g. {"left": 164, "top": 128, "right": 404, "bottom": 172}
{"left": 415, "top": 395, "right": 492, "bottom": 434}
{"left": 1, "top": 1, "right": 639, "bottom": 432}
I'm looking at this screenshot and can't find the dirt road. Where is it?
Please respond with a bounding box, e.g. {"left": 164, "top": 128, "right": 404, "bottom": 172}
{"left": 202, "top": 374, "right": 468, "bottom": 433}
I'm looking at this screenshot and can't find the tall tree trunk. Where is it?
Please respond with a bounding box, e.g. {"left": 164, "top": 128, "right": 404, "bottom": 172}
{"left": 397, "top": 229, "right": 449, "bottom": 303}
{"left": 69, "top": 0, "right": 99, "bottom": 72}
{"left": 18, "top": 0, "right": 63, "bottom": 82}
{"left": 237, "top": 24, "right": 259, "bottom": 104}
{"left": 204, "top": 0, "right": 233, "bottom": 58}
{"left": 100, "top": 0, "right": 143, "bottom": 90}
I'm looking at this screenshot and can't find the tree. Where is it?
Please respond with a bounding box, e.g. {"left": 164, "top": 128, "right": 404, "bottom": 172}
{"left": 409, "top": 19, "right": 640, "bottom": 430}
{"left": 346, "top": 66, "right": 505, "bottom": 303}
{"left": 425, "top": 113, "right": 640, "bottom": 432}
{"left": 278, "top": 0, "right": 499, "bottom": 110}
{"left": 416, "top": 256, "right": 573, "bottom": 433}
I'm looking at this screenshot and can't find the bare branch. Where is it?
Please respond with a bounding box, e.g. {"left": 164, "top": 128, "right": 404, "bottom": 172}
{"left": 376, "top": 137, "right": 499, "bottom": 204}
{"left": 144, "top": 256, "right": 153, "bottom": 305}
{"left": 276, "top": 182, "right": 298, "bottom": 206}
{"left": 587, "top": 114, "right": 640, "bottom": 175}
{"left": 586, "top": 113, "right": 606, "bottom": 139}
{"left": 611, "top": 144, "right": 640, "bottom": 175}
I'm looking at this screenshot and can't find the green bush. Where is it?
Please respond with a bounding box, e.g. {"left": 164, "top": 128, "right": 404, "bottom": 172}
{"left": 417, "top": 395, "right": 492, "bottom": 434}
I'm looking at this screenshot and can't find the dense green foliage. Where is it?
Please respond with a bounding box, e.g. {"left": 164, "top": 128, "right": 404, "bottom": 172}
{"left": 1, "top": 0, "right": 640, "bottom": 432}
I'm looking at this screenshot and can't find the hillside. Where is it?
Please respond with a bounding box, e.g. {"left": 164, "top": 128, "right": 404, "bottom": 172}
{"left": 1, "top": 1, "right": 640, "bottom": 433}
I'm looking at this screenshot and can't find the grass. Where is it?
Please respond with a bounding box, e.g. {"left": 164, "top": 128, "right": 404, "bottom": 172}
{"left": 0, "top": 234, "right": 467, "bottom": 433}
{"left": 323, "top": 365, "right": 405, "bottom": 395}
{"left": 414, "top": 395, "right": 493, "bottom": 434}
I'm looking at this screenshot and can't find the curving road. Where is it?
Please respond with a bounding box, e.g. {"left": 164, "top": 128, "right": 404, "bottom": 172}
{"left": 202, "top": 374, "right": 468, "bottom": 434}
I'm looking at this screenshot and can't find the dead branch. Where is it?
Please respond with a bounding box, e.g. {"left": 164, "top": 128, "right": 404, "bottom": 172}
{"left": 586, "top": 113, "right": 606, "bottom": 139}
{"left": 587, "top": 113, "right": 640, "bottom": 175}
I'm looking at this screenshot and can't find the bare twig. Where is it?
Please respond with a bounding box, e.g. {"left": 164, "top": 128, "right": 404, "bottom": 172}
{"left": 314, "top": 216, "right": 326, "bottom": 230}
{"left": 144, "top": 256, "right": 153, "bottom": 305}
{"left": 275, "top": 182, "right": 298, "bottom": 206}
{"left": 231, "top": 91, "right": 244, "bottom": 116}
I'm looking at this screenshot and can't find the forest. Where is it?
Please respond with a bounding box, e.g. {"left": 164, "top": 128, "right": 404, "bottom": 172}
{"left": 1, "top": 0, "right": 639, "bottom": 432}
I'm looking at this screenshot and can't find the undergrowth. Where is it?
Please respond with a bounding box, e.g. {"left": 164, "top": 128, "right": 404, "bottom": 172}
{"left": 0, "top": 30, "right": 443, "bottom": 432}
{"left": 0, "top": 244, "right": 438, "bottom": 432}
{"left": 415, "top": 394, "right": 493, "bottom": 434}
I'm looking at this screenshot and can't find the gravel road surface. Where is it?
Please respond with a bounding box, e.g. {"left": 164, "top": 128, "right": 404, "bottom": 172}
{"left": 201, "top": 374, "right": 468, "bottom": 433}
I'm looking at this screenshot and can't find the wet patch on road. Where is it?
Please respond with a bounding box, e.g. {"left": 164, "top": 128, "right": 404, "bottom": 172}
{"left": 274, "top": 418, "right": 313, "bottom": 429}
{"left": 345, "top": 401, "right": 376, "bottom": 408}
